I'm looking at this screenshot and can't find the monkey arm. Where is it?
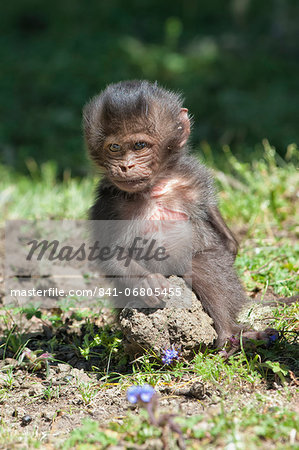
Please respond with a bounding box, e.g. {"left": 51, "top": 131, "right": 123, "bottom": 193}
{"left": 89, "top": 183, "right": 171, "bottom": 307}
{"left": 185, "top": 248, "right": 246, "bottom": 346}
{"left": 89, "top": 227, "right": 170, "bottom": 307}
{"left": 95, "top": 255, "right": 171, "bottom": 308}
{"left": 206, "top": 206, "right": 239, "bottom": 258}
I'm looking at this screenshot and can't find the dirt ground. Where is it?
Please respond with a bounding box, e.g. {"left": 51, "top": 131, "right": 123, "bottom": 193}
{"left": 0, "top": 229, "right": 298, "bottom": 449}
{"left": 0, "top": 350, "right": 297, "bottom": 447}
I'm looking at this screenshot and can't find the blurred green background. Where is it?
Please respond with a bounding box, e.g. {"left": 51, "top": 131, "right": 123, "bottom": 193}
{"left": 1, "top": 0, "right": 298, "bottom": 175}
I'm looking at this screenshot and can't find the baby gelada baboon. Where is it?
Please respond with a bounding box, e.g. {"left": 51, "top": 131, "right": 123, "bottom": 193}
{"left": 83, "top": 80, "right": 247, "bottom": 346}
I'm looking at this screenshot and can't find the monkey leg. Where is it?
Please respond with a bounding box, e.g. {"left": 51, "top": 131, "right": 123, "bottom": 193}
{"left": 184, "top": 249, "right": 248, "bottom": 347}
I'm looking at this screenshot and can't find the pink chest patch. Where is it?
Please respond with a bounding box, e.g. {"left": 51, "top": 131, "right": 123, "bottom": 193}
{"left": 149, "top": 203, "right": 188, "bottom": 221}
{"left": 151, "top": 179, "right": 178, "bottom": 198}
{"left": 147, "top": 178, "right": 189, "bottom": 226}
{"left": 145, "top": 203, "right": 188, "bottom": 233}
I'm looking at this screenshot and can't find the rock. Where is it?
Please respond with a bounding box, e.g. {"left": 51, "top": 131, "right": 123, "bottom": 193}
{"left": 70, "top": 368, "right": 94, "bottom": 383}
{"left": 28, "top": 383, "right": 43, "bottom": 396}
{"left": 63, "top": 374, "right": 74, "bottom": 383}
{"left": 56, "top": 363, "right": 71, "bottom": 374}
{"left": 119, "top": 276, "right": 217, "bottom": 359}
{"left": 4, "top": 358, "right": 18, "bottom": 367}
{"left": 237, "top": 303, "right": 274, "bottom": 330}
{"left": 21, "top": 415, "right": 32, "bottom": 426}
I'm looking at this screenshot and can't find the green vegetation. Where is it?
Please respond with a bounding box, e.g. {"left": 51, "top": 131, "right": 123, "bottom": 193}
{"left": 1, "top": 1, "right": 299, "bottom": 173}
{"left": 0, "top": 161, "right": 94, "bottom": 220}
{"left": 62, "top": 405, "right": 299, "bottom": 449}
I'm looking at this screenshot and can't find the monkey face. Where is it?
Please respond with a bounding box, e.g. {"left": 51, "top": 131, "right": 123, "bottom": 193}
{"left": 83, "top": 81, "right": 192, "bottom": 193}
{"left": 103, "top": 132, "right": 162, "bottom": 193}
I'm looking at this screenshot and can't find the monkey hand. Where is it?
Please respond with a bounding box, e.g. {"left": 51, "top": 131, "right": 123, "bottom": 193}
{"left": 136, "top": 273, "right": 172, "bottom": 307}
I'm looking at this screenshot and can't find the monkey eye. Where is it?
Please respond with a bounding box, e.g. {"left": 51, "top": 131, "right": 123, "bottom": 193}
{"left": 133, "top": 142, "right": 146, "bottom": 150}
{"left": 109, "top": 143, "right": 121, "bottom": 152}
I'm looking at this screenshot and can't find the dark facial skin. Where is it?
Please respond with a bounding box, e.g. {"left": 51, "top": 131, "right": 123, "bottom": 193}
{"left": 83, "top": 80, "right": 245, "bottom": 346}
{"left": 102, "top": 131, "right": 160, "bottom": 193}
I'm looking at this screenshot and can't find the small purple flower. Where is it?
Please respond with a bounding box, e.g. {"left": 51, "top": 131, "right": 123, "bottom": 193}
{"left": 162, "top": 347, "right": 179, "bottom": 365}
{"left": 139, "top": 385, "right": 155, "bottom": 403}
{"left": 127, "top": 385, "right": 142, "bottom": 404}
{"left": 269, "top": 334, "right": 279, "bottom": 343}
{"left": 127, "top": 384, "right": 155, "bottom": 404}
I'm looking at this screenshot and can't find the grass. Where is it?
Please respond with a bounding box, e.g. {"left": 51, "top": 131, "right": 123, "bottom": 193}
{"left": 0, "top": 142, "right": 298, "bottom": 448}
{"left": 52, "top": 401, "right": 299, "bottom": 449}
{"left": 0, "top": 160, "right": 94, "bottom": 220}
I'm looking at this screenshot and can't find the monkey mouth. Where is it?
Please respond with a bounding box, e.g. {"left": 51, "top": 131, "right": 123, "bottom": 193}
{"left": 113, "top": 177, "right": 149, "bottom": 191}
{"left": 114, "top": 178, "right": 148, "bottom": 185}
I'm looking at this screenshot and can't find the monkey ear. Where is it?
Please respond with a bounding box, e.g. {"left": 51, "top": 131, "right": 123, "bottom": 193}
{"left": 178, "top": 108, "right": 190, "bottom": 148}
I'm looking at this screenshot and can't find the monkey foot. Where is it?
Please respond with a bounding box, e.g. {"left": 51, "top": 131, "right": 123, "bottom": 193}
{"left": 220, "top": 327, "right": 280, "bottom": 358}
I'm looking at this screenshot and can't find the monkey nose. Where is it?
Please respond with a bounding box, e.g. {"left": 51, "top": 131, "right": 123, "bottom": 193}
{"left": 120, "top": 164, "right": 134, "bottom": 172}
